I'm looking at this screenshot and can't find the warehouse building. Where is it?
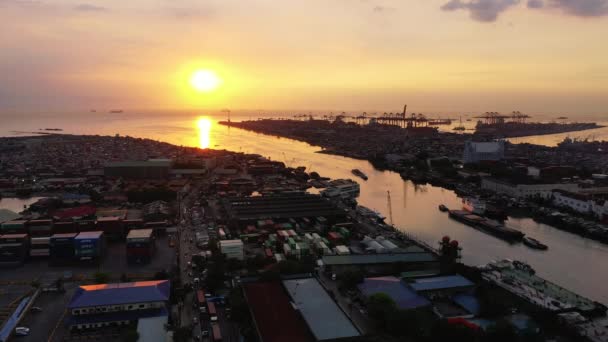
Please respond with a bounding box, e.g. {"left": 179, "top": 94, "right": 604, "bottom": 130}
{"left": 66, "top": 280, "right": 170, "bottom": 331}
{"left": 283, "top": 278, "right": 360, "bottom": 341}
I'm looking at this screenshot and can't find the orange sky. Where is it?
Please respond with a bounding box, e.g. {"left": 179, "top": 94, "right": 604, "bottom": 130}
{"left": 1, "top": 0, "right": 607, "bottom": 114}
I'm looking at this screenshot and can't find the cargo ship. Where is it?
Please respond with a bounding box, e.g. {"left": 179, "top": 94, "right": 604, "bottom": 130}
{"left": 448, "top": 210, "right": 524, "bottom": 241}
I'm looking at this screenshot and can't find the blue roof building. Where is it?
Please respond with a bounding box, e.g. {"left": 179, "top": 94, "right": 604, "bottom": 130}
{"left": 358, "top": 276, "right": 430, "bottom": 310}
{"left": 66, "top": 280, "right": 170, "bottom": 331}
{"left": 408, "top": 275, "right": 474, "bottom": 293}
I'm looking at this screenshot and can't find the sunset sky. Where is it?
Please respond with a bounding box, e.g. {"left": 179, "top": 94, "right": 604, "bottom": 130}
{"left": 1, "top": 0, "right": 607, "bottom": 114}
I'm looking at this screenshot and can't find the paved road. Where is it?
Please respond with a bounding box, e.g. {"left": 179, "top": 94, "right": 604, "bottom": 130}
{"left": 19, "top": 284, "right": 76, "bottom": 342}
{"left": 317, "top": 272, "right": 375, "bottom": 335}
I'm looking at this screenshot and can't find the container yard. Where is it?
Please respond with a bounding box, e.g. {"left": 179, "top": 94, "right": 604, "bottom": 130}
{"left": 49, "top": 233, "right": 77, "bottom": 264}
{"left": 0, "top": 233, "right": 29, "bottom": 265}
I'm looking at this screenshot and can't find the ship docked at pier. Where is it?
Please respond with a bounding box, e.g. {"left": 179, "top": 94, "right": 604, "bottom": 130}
{"left": 448, "top": 210, "right": 524, "bottom": 241}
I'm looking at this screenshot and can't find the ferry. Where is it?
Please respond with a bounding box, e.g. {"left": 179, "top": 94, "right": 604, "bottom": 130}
{"left": 351, "top": 169, "right": 368, "bottom": 180}
{"left": 523, "top": 236, "right": 548, "bottom": 250}
{"left": 321, "top": 179, "right": 360, "bottom": 199}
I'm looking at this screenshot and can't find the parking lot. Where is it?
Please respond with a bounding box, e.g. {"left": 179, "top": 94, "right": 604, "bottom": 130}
{"left": 18, "top": 284, "right": 77, "bottom": 342}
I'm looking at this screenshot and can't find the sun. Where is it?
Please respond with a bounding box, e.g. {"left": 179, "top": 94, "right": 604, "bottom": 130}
{"left": 190, "top": 70, "right": 221, "bottom": 92}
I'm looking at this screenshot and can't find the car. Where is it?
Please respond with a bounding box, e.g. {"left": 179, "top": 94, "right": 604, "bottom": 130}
{"left": 30, "top": 306, "right": 43, "bottom": 312}
{"left": 15, "top": 327, "right": 30, "bottom": 336}
{"left": 331, "top": 273, "right": 337, "bottom": 281}
{"left": 193, "top": 317, "right": 198, "bottom": 324}
{"left": 188, "top": 272, "right": 193, "bottom": 277}
{"left": 210, "top": 316, "right": 218, "bottom": 322}
{"left": 199, "top": 306, "right": 207, "bottom": 313}
{"left": 201, "top": 330, "right": 209, "bottom": 337}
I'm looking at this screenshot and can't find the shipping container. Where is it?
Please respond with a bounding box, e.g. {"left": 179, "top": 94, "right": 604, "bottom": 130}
{"left": 75, "top": 220, "right": 96, "bottom": 232}
{"left": 28, "top": 219, "right": 53, "bottom": 237}
{"left": 53, "top": 221, "right": 77, "bottom": 234}
{"left": 123, "top": 219, "right": 144, "bottom": 231}
{"left": 74, "top": 231, "right": 105, "bottom": 262}
{"left": 30, "top": 236, "right": 50, "bottom": 257}
{"left": 0, "top": 234, "right": 29, "bottom": 263}
{"left": 126, "top": 229, "right": 155, "bottom": 264}
{"left": 96, "top": 216, "right": 124, "bottom": 238}
{"left": 50, "top": 233, "right": 78, "bottom": 262}
{"left": 1, "top": 220, "right": 28, "bottom": 234}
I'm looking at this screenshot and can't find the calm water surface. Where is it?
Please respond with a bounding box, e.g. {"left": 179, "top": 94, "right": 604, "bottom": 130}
{"left": 2, "top": 111, "right": 608, "bottom": 303}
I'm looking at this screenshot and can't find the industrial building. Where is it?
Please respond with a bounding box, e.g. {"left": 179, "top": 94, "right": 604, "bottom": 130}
{"left": 358, "top": 276, "right": 430, "bottom": 310}
{"left": 104, "top": 160, "right": 172, "bottom": 179}
{"left": 66, "top": 280, "right": 170, "bottom": 331}
{"left": 282, "top": 278, "right": 360, "bottom": 341}
{"left": 463, "top": 140, "right": 505, "bottom": 164}
{"left": 481, "top": 177, "right": 580, "bottom": 199}
{"left": 321, "top": 251, "right": 438, "bottom": 275}
{"left": 219, "top": 239, "right": 244, "bottom": 260}
{"left": 223, "top": 194, "right": 345, "bottom": 226}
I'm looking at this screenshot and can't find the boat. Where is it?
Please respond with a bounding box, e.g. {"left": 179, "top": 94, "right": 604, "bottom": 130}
{"left": 43, "top": 128, "right": 63, "bottom": 131}
{"left": 523, "top": 236, "right": 548, "bottom": 250}
{"left": 438, "top": 204, "right": 448, "bottom": 212}
{"left": 448, "top": 210, "right": 524, "bottom": 241}
{"left": 109, "top": 109, "right": 124, "bottom": 113}
{"left": 321, "top": 179, "right": 360, "bottom": 199}
{"left": 351, "top": 169, "right": 368, "bottom": 180}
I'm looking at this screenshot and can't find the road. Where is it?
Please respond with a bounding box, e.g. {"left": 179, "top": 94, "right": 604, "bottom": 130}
{"left": 317, "top": 272, "right": 375, "bottom": 335}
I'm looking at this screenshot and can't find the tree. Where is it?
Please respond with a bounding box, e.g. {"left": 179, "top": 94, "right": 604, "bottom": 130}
{"left": 338, "top": 269, "right": 364, "bottom": 291}
{"left": 366, "top": 293, "right": 398, "bottom": 330}
{"left": 121, "top": 328, "right": 139, "bottom": 342}
{"left": 93, "top": 271, "right": 110, "bottom": 284}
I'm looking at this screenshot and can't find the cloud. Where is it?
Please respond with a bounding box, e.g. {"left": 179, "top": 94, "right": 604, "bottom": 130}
{"left": 527, "top": 0, "right": 544, "bottom": 8}
{"left": 74, "top": 4, "right": 107, "bottom": 12}
{"left": 441, "top": 0, "right": 520, "bottom": 22}
{"left": 549, "top": 0, "right": 608, "bottom": 17}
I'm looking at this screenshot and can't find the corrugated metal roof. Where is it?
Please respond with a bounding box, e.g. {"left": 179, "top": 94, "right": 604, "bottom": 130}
{"left": 409, "top": 275, "right": 474, "bottom": 292}
{"left": 283, "top": 278, "right": 360, "bottom": 341}
{"left": 358, "top": 277, "right": 430, "bottom": 310}
{"left": 322, "top": 252, "right": 436, "bottom": 265}
{"left": 137, "top": 315, "right": 169, "bottom": 342}
{"left": 68, "top": 280, "right": 170, "bottom": 308}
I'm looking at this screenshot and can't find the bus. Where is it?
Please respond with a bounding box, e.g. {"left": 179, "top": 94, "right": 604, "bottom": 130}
{"left": 196, "top": 290, "right": 206, "bottom": 306}
{"left": 211, "top": 323, "right": 222, "bottom": 341}
{"left": 207, "top": 301, "right": 217, "bottom": 318}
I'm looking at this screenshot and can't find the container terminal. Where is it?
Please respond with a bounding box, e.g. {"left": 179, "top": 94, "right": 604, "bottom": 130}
{"left": 0, "top": 134, "right": 607, "bottom": 341}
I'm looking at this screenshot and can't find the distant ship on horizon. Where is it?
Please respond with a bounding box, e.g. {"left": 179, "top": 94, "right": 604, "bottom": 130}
{"left": 109, "top": 109, "right": 124, "bottom": 113}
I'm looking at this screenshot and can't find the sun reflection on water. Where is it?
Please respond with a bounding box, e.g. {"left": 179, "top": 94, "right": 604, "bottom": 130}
{"left": 196, "top": 117, "right": 212, "bottom": 149}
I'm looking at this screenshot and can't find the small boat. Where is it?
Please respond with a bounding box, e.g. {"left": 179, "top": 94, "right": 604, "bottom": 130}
{"left": 109, "top": 109, "right": 124, "bottom": 113}
{"left": 453, "top": 116, "right": 466, "bottom": 131}
{"left": 351, "top": 169, "right": 368, "bottom": 180}
{"left": 438, "top": 204, "right": 448, "bottom": 212}
{"left": 523, "top": 236, "right": 548, "bottom": 250}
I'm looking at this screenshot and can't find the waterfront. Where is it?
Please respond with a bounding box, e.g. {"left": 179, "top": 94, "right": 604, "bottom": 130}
{"left": 2, "top": 112, "right": 608, "bottom": 304}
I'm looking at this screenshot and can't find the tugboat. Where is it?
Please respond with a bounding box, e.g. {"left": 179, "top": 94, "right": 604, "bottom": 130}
{"left": 523, "top": 236, "right": 548, "bottom": 250}
{"left": 351, "top": 169, "right": 368, "bottom": 181}
{"left": 438, "top": 204, "right": 448, "bottom": 212}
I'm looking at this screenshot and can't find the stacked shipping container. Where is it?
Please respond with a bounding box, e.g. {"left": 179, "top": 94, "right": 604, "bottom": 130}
{"left": 74, "top": 231, "right": 105, "bottom": 263}
{"left": 126, "top": 229, "right": 155, "bottom": 264}
{"left": 0, "top": 234, "right": 29, "bottom": 264}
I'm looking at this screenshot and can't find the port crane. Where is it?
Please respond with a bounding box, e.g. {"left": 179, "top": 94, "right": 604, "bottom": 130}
{"left": 474, "top": 111, "right": 531, "bottom": 125}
